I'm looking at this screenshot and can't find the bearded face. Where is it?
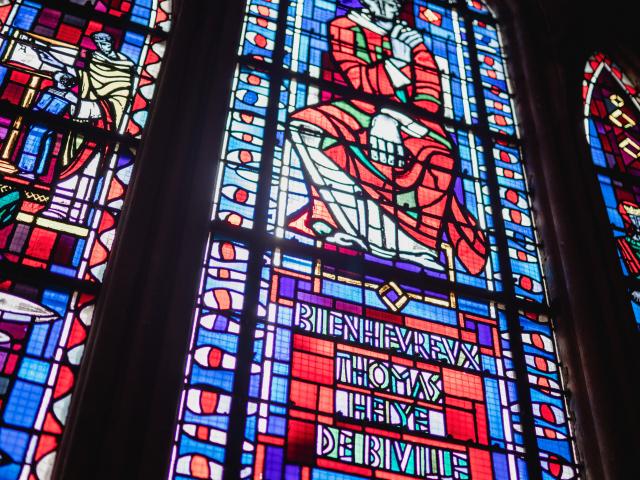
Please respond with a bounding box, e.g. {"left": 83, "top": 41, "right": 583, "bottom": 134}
{"left": 362, "top": 0, "right": 403, "bottom": 21}
{"left": 93, "top": 34, "right": 115, "bottom": 56}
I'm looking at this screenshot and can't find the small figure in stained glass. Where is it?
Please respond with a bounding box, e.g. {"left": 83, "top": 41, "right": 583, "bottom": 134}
{"left": 16, "top": 72, "right": 78, "bottom": 181}
{"left": 288, "top": 0, "right": 488, "bottom": 274}
{"left": 617, "top": 201, "right": 640, "bottom": 302}
{"left": 58, "top": 31, "right": 135, "bottom": 178}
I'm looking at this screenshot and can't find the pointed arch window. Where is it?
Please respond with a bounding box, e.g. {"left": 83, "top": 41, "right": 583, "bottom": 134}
{"left": 584, "top": 53, "right": 640, "bottom": 329}
{"left": 171, "top": 1, "right": 580, "bottom": 479}
{"left": 0, "top": 1, "right": 171, "bottom": 477}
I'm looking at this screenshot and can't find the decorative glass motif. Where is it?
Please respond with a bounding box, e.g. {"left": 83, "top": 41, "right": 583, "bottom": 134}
{"left": 584, "top": 53, "right": 640, "bottom": 328}
{"left": 0, "top": 1, "right": 171, "bottom": 478}
{"left": 172, "top": 1, "right": 580, "bottom": 479}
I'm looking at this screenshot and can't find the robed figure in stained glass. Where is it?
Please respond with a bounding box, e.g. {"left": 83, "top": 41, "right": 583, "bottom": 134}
{"left": 57, "top": 32, "right": 134, "bottom": 179}
{"left": 617, "top": 201, "right": 640, "bottom": 278}
{"left": 288, "top": 0, "right": 488, "bottom": 274}
{"left": 16, "top": 72, "right": 78, "bottom": 181}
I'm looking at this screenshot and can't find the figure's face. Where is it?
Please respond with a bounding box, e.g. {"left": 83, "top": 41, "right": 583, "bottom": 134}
{"left": 94, "top": 36, "right": 114, "bottom": 55}
{"left": 363, "top": 0, "right": 402, "bottom": 21}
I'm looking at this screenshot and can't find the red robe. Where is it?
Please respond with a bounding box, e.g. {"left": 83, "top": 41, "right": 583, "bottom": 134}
{"left": 289, "top": 12, "right": 487, "bottom": 274}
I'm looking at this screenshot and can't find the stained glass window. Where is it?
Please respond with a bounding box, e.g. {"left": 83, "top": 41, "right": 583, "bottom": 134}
{"left": 584, "top": 53, "right": 640, "bottom": 329}
{"left": 0, "top": 1, "right": 171, "bottom": 477}
{"left": 171, "top": 1, "right": 580, "bottom": 479}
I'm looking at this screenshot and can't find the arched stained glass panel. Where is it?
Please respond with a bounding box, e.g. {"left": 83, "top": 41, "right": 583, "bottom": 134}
{"left": 0, "top": 1, "right": 171, "bottom": 478}
{"left": 171, "top": 1, "right": 580, "bottom": 479}
{"left": 584, "top": 53, "right": 640, "bottom": 329}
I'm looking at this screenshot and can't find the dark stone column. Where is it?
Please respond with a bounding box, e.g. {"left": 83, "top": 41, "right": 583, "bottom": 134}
{"left": 53, "top": 0, "right": 246, "bottom": 478}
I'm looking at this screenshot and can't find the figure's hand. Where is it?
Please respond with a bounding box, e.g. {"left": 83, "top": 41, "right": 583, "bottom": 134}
{"left": 390, "top": 24, "right": 412, "bottom": 63}
{"left": 380, "top": 107, "right": 430, "bottom": 138}
{"left": 398, "top": 24, "right": 423, "bottom": 49}
{"left": 370, "top": 113, "right": 405, "bottom": 167}
{"left": 37, "top": 49, "right": 64, "bottom": 69}
{"left": 390, "top": 23, "right": 423, "bottom": 64}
